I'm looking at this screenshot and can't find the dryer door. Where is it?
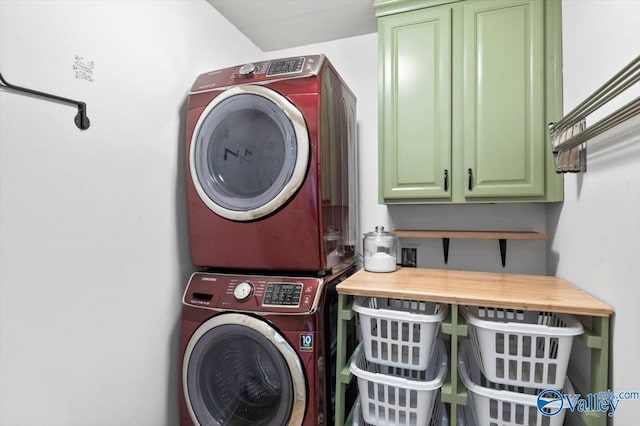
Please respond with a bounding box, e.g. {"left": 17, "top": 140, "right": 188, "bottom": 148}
{"left": 190, "top": 85, "right": 309, "bottom": 221}
{"left": 183, "top": 313, "right": 306, "bottom": 426}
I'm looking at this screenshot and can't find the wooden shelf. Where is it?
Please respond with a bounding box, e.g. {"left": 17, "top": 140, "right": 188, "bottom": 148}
{"left": 394, "top": 230, "right": 547, "bottom": 267}
{"left": 395, "top": 230, "right": 547, "bottom": 240}
{"left": 336, "top": 267, "right": 613, "bottom": 317}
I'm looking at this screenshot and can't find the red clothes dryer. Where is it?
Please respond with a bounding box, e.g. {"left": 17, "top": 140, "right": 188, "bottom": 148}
{"left": 179, "top": 265, "right": 357, "bottom": 426}
{"left": 185, "top": 55, "right": 357, "bottom": 274}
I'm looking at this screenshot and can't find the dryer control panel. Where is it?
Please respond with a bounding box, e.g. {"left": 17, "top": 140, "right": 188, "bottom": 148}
{"left": 182, "top": 272, "right": 323, "bottom": 314}
{"left": 190, "top": 55, "right": 325, "bottom": 92}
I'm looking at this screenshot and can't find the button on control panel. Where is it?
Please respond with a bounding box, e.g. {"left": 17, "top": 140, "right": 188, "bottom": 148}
{"left": 263, "top": 282, "right": 303, "bottom": 307}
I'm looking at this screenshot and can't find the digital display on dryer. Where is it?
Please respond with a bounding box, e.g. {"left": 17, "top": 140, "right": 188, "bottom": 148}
{"left": 263, "top": 283, "right": 302, "bottom": 307}
{"left": 266, "top": 58, "right": 305, "bottom": 76}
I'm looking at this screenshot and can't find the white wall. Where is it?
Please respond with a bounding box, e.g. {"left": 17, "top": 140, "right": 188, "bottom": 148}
{"left": 0, "top": 1, "right": 261, "bottom": 425}
{"left": 269, "top": 36, "right": 548, "bottom": 275}
{"left": 548, "top": 1, "right": 640, "bottom": 424}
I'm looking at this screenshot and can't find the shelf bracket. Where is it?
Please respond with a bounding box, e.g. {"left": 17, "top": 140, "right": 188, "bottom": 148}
{"left": 396, "top": 230, "right": 547, "bottom": 268}
{"left": 442, "top": 238, "right": 450, "bottom": 264}
{"left": 499, "top": 239, "right": 507, "bottom": 267}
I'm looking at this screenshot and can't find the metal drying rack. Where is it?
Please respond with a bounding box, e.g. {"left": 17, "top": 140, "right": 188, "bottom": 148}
{"left": 0, "top": 71, "right": 90, "bottom": 130}
{"left": 548, "top": 54, "right": 639, "bottom": 173}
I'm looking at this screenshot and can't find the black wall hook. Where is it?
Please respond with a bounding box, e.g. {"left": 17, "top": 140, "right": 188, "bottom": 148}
{"left": 0, "top": 72, "right": 90, "bottom": 130}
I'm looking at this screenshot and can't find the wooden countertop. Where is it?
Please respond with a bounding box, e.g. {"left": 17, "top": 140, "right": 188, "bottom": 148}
{"left": 336, "top": 267, "right": 613, "bottom": 317}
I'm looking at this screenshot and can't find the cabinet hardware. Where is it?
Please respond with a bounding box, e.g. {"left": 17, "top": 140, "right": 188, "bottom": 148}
{"left": 468, "top": 168, "right": 473, "bottom": 191}
{"left": 444, "top": 169, "right": 449, "bottom": 191}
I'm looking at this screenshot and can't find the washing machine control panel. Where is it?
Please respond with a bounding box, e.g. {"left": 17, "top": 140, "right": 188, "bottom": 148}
{"left": 183, "top": 272, "right": 322, "bottom": 314}
{"left": 263, "top": 283, "right": 303, "bottom": 307}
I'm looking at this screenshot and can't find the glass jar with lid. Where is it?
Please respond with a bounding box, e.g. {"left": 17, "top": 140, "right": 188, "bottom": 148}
{"left": 363, "top": 226, "right": 398, "bottom": 272}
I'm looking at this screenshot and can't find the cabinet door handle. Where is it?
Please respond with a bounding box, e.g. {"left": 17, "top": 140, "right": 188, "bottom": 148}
{"left": 444, "top": 169, "right": 449, "bottom": 191}
{"left": 468, "top": 168, "right": 473, "bottom": 191}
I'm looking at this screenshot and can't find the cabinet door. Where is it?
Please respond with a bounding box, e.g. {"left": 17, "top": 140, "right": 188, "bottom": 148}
{"left": 463, "top": 0, "right": 545, "bottom": 198}
{"left": 379, "top": 6, "right": 452, "bottom": 201}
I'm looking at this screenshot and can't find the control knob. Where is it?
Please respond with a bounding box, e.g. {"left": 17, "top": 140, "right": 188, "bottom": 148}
{"left": 233, "top": 281, "right": 253, "bottom": 301}
{"left": 238, "top": 63, "right": 257, "bottom": 77}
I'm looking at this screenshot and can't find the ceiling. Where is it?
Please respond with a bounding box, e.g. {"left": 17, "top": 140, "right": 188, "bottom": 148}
{"left": 206, "top": 0, "right": 378, "bottom": 52}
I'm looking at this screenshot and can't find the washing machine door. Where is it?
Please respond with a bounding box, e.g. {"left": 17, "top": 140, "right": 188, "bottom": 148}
{"left": 190, "top": 85, "right": 310, "bottom": 221}
{"left": 183, "top": 313, "right": 306, "bottom": 426}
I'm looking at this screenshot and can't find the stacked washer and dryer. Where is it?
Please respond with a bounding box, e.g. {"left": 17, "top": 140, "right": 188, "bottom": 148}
{"left": 179, "top": 55, "right": 359, "bottom": 426}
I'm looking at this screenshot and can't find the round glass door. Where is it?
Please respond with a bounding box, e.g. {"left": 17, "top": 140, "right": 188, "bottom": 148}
{"left": 183, "top": 314, "right": 306, "bottom": 426}
{"left": 190, "top": 85, "right": 309, "bottom": 221}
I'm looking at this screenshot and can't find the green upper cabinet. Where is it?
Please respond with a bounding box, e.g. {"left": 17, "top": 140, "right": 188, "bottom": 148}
{"left": 379, "top": 6, "right": 452, "bottom": 200}
{"left": 463, "top": 0, "right": 544, "bottom": 198}
{"left": 376, "top": 0, "right": 563, "bottom": 204}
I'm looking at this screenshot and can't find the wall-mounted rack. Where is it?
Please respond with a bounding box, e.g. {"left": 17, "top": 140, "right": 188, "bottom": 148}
{"left": 0, "top": 72, "right": 90, "bottom": 130}
{"left": 548, "top": 54, "right": 639, "bottom": 173}
{"left": 395, "top": 230, "right": 547, "bottom": 267}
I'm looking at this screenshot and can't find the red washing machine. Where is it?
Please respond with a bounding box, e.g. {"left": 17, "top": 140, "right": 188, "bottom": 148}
{"left": 179, "top": 264, "right": 358, "bottom": 426}
{"left": 185, "top": 55, "right": 357, "bottom": 274}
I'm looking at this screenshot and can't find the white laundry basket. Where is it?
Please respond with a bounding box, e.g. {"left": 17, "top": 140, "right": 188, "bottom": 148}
{"left": 353, "top": 394, "right": 448, "bottom": 426}
{"left": 350, "top": 339, "right": 447, "bottom": 426}
{"left": 459, "top": 340, "right": 575, "bottom": 426}
{"left": 461, "top": 306, "right": 583, "bottom": 389}
{"left": 353, "top": 297, "right": 448, "bottom": 369}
